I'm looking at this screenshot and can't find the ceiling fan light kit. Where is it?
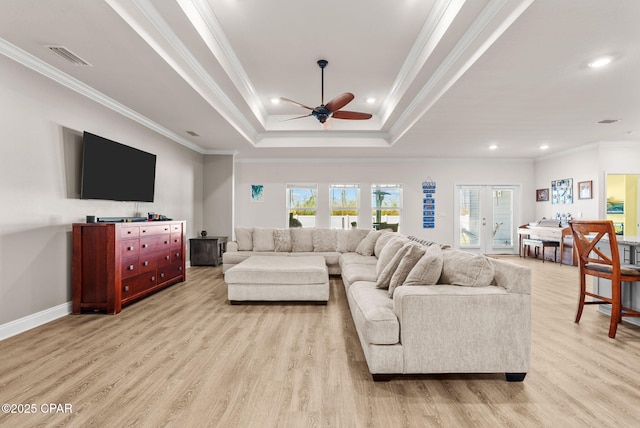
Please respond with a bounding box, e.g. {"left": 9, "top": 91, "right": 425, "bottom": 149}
{"left": 281, "top": 59, "right": 372, "bottom": 128}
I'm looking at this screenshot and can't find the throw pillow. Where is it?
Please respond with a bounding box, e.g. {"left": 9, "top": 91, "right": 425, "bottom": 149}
{"left": 290, "top": 228, "right": 314, "bottom": 252}
{"left": 374, "top": 231, "right": 396, "bottom": 258}
{"left": 273, "top": 229, "right": 292, "bottom": 252}
{"left": 404, "top": 244, "right": 444, "bottom": 286}
{"left": 438, "top": 249, "right": 495, "bottom": 287}
{"left": 336, "top": 229, "right": 370, "bottom": 253}
{"left": 375, "top": 242, "right": 413, "bottom": 289}
{"left": 355, "top": 230, "right": 382, "bottom": 256}
{"left": 388, "top": 243, "right": 427, "bottom": 297}
{"left": 252, "top": 227, "right": 275, "bottom": 251}
{"left": 312, "top": 229, "right": 337, "bottom": 252}
{"left": 376, "top": 236, "right": 409, "bottom": 277}
{"left": 235, "top": 227, "right": 253, "bottom": 251}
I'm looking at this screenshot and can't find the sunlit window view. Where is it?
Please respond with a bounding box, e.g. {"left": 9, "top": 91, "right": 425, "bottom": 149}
{"left": 371, "top": 184, "right": 401, "bottom": 232}
{"left": 286, "top": 184, "right": 317, "bottom": 228}
{"left": 330, "top": 184, "right": 359, "bottom": 229}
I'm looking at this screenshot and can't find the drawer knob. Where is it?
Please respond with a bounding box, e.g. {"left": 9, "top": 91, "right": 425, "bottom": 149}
{"left": 142, "top": 244, "right": 148, "bottom": 248}
{"left": 124, "top": 285, "right": 129, "bottom": 292}
{"left": 128, "top": 265, "right": 134, "bottom": 271}
{"left": 175, "top": 253, "right": 180, "bottom": 257}
{"left": 151, "top": 276, "right": 155, "bottom": 281}
{"left": 143, "top": 261, "right": 149, "bottom": 266}
{"left": 165, "top": 255, "right": 170, "bottom": 260}
{"left": 160, "top": 273, "right": 165, "bottom": 278}
{"left": 178, "top": 266, "right": 183, "bottom": 271}
{"left": 164, "top": 241, "right": 169, "bottom": 245}
{"left": 128, "top": 246, "right": 134, "bottom": 251}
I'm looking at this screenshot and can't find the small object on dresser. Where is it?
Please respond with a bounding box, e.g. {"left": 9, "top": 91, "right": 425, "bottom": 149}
{"left": 86, "top": 215, "right": 96, "bottom": 223}
{"left": 201, "top": 230, "right": 207, "bottom": 237}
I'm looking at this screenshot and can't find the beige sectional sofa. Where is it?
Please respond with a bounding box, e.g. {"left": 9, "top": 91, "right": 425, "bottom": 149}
{"left": 222, "top": 227, "right": 531, "bottom": 381}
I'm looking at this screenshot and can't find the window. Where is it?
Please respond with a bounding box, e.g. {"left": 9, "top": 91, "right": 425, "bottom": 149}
{"left": 330, "top": 184, "right": 359, "bottom": 229}
{"left": 371, "top": 184, "right": 402, "bottom": 231}
{"left": 286, "top": 184, "right": 317, "bottom": 228}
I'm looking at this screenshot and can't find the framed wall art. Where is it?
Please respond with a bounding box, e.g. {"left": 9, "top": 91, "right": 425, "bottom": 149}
{"left": 536, "top": 188, "right": 549, "bottom": 202}
{"left": 251, "top": 184, "right": 264, "bottom": 202}
{"left": 578, "top": 180, "right": 592, "bottom": 199}
{"left": 551, "top": 178, "right": 573, "bottom": 204}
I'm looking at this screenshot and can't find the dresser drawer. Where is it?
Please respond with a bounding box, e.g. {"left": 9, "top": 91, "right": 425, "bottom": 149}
{"left": 121, "top": 257, "right": 140, "bottom": 279}
{"left": 140, "top": 224, "right": 172, "bottom": 236}
{"left": 170, "top": 232, "right": 182, "bottom": 248}
{"left": 121, "top": 226, "right": 140, "bottom": 239}
{"left": 140, "top": 235, "right": 171, "bottom": 253}
{"left": 120, "top": 240, "right": 139, "bottom": 258}
{"left": 158, "top": 262, "right": 184, "bottom": 284}
{"left": 122, "top": 271, "right": 157, "bottom": 302}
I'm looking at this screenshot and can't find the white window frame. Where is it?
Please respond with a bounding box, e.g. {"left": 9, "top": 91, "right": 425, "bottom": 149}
{"left": 286, "top": 183, "right": 318, "bottom": 228}
{"left": 371, "top": 183, "right": 402, "bottom": 231}
{"left": 329, "top": 184, "right": 360, "bottom": 229}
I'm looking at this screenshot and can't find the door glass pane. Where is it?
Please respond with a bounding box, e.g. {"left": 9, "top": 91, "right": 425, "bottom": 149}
{"left": 492, "top": 189, "right": 513, "bottom": 247}
{"left": 459, "top": 188, "right": 480, "bottom": 247}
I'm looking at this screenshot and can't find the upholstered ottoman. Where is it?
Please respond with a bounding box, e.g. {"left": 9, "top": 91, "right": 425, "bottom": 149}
{"left": 224, "top": 255, "right": 329, "bottom": 303}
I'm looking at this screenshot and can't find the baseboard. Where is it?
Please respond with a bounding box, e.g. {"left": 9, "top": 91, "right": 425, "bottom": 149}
{"left": 0, "top": 302, "right": 72, "bottom": 341}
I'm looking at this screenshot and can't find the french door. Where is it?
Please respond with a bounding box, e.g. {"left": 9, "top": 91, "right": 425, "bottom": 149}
{"left": 455, "top": 185, "right": 519, "bottom": 254}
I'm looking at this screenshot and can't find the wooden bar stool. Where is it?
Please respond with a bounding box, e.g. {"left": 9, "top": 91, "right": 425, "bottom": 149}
{"left": 569, "top": 219, "right": 640, "bottom": 338}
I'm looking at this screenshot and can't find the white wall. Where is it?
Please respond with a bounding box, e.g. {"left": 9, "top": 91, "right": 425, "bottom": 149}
{"left": 233, "top": 157, "right": 535, "bottom": 246}
{"left": 534, "top": 142, "right": 640, "bottom": 221}
{"left": 203, "top": 154, "right": 234, "bottom": 238}
{"left": 0, "top": 56, "right": 203, "bottom": 329}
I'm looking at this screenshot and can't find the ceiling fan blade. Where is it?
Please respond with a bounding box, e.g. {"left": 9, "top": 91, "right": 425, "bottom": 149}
{"left": 331, "top": 110, "right": 373, "bottom": 120}
{"left": 281, "top": 113, "right": 312, "bottom": 122}
{"left": 325, "top": 92, "right": 354, "bottom": 112}
{"left": 280, "top": 97, "right": 314, "bottom": 110}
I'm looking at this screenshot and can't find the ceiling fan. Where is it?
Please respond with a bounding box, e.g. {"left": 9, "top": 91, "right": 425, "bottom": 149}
{"left": 280, "top": 59, "right": 372, "bottom": 129}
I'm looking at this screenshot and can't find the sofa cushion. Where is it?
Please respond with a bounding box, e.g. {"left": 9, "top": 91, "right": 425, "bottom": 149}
{"left": 273, "top": 229, "right": 292, "bottom": 252}
{"left": 374, "top": 231, "right": 397, "bottom": 257}
{"left": 348, "top": 281, "right": 399, "bottom": 345}
{"left": 252, "top": 227, "right": 275, "bottom": 251}
{"left": 403, "top": 243, "right": 444, "bottom": 286}
{"left": 290, "top": 228, "right": 314, "bottom": 252}
{"left": 339, "top": 252, "right": 378, "bottom": 266}
{"left": 438, "top": 249, "right": 495, "bottom": 287}
{"left": 375, "top": 240, "right": 413, "bottom": 289}
{"left": 336, "top": 229, "right": 370, "bottom": 253}
{"left": 342, "top": 263, "right": 377, "bottom": 286}
{"left": 376, "top": 236, "right": 409, "bottom": 277}
{"left": 388, "top": 243, "right": 426, "bottom": 297}
{"left": 312, "top": 229, "right": 337, "bottom": 252}
{"left": 355, "top": 230, "right": 382, "bottom": 256}
{"left": 235, "top": 227, "right": 253, "bottom": 251}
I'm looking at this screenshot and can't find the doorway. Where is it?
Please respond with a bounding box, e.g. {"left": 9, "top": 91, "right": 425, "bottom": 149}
{"left": 455, "top": 185, "right": 519, "bottom": 254}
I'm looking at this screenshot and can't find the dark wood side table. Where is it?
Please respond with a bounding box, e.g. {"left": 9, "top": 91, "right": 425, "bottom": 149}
{"left": 189, "top": 236, "right": 228, "bottom": 266}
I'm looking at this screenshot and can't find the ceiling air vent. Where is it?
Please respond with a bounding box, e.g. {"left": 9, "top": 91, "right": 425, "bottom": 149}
{"left": 597, "top": 119, "right": 619, "bottom": 124}
{"left": 45, "top": 45, "right": 92, "bottom": 66}
{"left": 186, "top": 131, "right": 200, "bottom": 137}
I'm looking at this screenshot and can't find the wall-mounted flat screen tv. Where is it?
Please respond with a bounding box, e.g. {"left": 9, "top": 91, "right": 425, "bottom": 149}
{"left": 81, "top": 131, "right": 156, "bottom": 202}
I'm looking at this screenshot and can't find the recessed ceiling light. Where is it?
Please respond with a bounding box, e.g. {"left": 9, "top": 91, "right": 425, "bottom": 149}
{"left": 366, "top": 97, "right": 376, "bottom": 104}
{"left": 588, "top": 57, "right": 612, "bottom": 68}
{"left": 270, "top": 98, "right": 280, "bottom": 104}
{"left": 540, "top": 144, "right": 549, "bottom": 150}
{"left": 489, "top": 144, "right": 498, "bottom": 150}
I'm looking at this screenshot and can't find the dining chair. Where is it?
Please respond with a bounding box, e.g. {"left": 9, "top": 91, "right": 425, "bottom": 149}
{"left": 569, "top": 219, "right": 640, "bottom": 338}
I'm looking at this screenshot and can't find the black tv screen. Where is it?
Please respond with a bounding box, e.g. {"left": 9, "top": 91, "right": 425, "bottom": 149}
{"left": 81, "top": 132, "right": 156, "bottom": 202}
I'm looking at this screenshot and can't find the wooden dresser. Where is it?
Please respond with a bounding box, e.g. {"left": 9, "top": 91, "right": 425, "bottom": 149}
{"left": 72, "top": 221, "right": 186, "bottom": 314}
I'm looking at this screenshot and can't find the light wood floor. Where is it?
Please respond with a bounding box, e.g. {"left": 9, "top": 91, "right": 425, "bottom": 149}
{"left": 1, "top": 257, "right": 640, "bottom": 427}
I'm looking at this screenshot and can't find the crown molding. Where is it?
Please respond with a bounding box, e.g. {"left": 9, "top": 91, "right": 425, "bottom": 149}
{"left": 0, "top": 37, "right": 205, "bottom": 154}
